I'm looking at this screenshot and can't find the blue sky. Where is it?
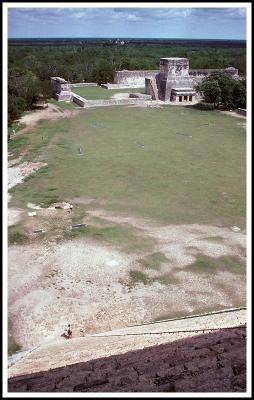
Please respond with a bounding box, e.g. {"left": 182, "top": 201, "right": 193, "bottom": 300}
{"left": 8, "top": 6, "right": 246, "bottom": 40}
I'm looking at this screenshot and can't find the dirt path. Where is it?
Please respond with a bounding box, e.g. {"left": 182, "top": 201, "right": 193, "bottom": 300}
{"left": 10, "top": 103, "right": 81, "bottom": 139}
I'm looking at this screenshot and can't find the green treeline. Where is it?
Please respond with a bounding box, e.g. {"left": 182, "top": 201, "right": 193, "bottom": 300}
{"left": 8, "top": 41, "right": 246, "bottom": 124}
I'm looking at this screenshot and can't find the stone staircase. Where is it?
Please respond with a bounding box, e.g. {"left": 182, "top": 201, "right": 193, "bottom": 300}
{"left": 8, "top": 309, "right": 247, "bottom": 393}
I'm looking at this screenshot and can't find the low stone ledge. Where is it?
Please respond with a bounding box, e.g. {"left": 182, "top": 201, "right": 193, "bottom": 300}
{"left": 70, "top": 83, "right": 98, "bottom": 88}
{"left": 101, "top": 83, "right": 145, "bottom": 90}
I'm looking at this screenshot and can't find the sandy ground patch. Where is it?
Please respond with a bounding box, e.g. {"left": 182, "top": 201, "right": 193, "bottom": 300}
{"left": 8, "top": 158, "right": 47, "bottom": 226}
{"left": 9, "top": 103, "right": 81, "bottom": 141}
{"left": 8, "top": 161, "right": 47, "bottom": 190}
{"left": 18, "top": 103, "right": 80, "bottom": 127}
{"left": 8, "top": 208, "right": 25, "bottom": 226}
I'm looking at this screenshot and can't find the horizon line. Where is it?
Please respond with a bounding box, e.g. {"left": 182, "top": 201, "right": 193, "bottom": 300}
{"left": 8, "top": 36, "right": 246, "bottom": 41}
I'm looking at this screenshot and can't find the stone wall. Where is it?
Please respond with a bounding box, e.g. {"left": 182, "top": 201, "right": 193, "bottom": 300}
{"left": 114, "top": 70, "right": 158, "bottom": 86}
{"left": 72, "top": 93, "right": 87, "bottom": 107}
{"left": 113, "top": 67, "right": 239, "bottom": 87}
{"left": 79, "top": 98, "right": 152, "bottom": 108}
{"left": 101, "top": 83, "right": 145, "bottom": 89}
{"left": 72, "top": 92, "right": 152, "bottom": 108}
{"left": 129, "top": 93, "right": 152, "bottom": 100}
{"left": 70, "top": 83, "right": 98, "bottom": 88}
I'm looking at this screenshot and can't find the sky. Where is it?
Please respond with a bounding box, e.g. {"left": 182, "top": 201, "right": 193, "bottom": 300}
{"left": 7, "top": 5, "right": 247, "bottom": 40}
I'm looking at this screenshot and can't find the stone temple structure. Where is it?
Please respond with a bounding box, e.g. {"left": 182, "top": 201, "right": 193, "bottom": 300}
{"left": 145, "top": 58, "right": 196, "bottom": 102}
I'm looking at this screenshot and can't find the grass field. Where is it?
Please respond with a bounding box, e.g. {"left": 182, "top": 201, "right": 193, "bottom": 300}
{"left": 71, "top": 86, "right": 145, "bottom": 99}
{"left": 48, "top": 98, "right": 79, "bottom": 109}
{"left": 9, "top": 105, "right": 246, "bottom": 228}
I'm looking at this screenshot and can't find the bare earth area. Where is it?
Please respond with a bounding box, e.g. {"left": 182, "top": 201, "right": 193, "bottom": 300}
{"left": 8, "top": 159, "right": 47, "bottom": 226}
{"left": 8, "top": 161, "right": 47, "bottom": 190}
{"left": 18, "top": 103, "right": 80, "bottom": 128}
{"left": 10, "top": 103, "right": 81, "bottom": 140}
{"left": 8, "top": 205, "right": 246, "bottom": 350}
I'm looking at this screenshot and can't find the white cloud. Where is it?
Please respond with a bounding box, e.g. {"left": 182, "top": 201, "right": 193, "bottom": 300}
{"left": 126, "top": 14, "right": 143, "bottom": 22}
{"left": 72, "top": 11, "right": 87, "bottom": 19}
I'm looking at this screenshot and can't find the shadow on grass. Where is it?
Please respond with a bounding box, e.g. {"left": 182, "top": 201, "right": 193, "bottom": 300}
{"left": 185, "top": 102, "right": 215, "bottom": 111}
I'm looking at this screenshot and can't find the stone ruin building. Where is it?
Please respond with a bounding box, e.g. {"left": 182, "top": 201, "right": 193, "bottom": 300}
{"left": 145, "top": 58, "right": 196, "bottom": 102}
{"left": 50, "top": 77, "right": 72, "bottom": 101}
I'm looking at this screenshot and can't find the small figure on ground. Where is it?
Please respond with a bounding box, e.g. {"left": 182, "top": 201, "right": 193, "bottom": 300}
{"left": 61, "top": 323, "right": 73, "bottom": 339}
{"left": 67, "top": 324, "right": 72, "bottom": 338}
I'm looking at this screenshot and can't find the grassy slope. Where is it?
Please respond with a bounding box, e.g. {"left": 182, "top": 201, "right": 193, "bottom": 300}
{"left": 9, "top": 105, "right": 246, "bottom": 228}
{"left": 71, "top": 86, "right": 145, "bottom": 100}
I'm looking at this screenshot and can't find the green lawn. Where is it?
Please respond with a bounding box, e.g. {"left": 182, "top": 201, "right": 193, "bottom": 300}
{"left": 48, "top": 98, "right": 80, "bottom": 109}
{"left": 71, "top": 86, "right": 145, "bottom": 100}
{"left": 9, "top": 105, "right": 246, "bottom": 228}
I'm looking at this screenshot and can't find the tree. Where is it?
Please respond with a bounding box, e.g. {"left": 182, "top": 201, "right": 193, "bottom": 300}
{"left": 196, "top": 71, "right": 245, "bottom": 109}
{"left": 39, "top": 80, "right": 53, "bottom": 102}
{"left": 233, "top": 79, "right": 246, "bottom": 108}
{"left": 92, "top": 60, "right": 115, "bottom": 85}
{"left": 119, "top": 58, "right": 131, "bottom": 70}
{"left": 8, "top": 95, "right": 26, "bottom": 124}
{"left": 196, "top": 80, "right": 221, "bottom": 107}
